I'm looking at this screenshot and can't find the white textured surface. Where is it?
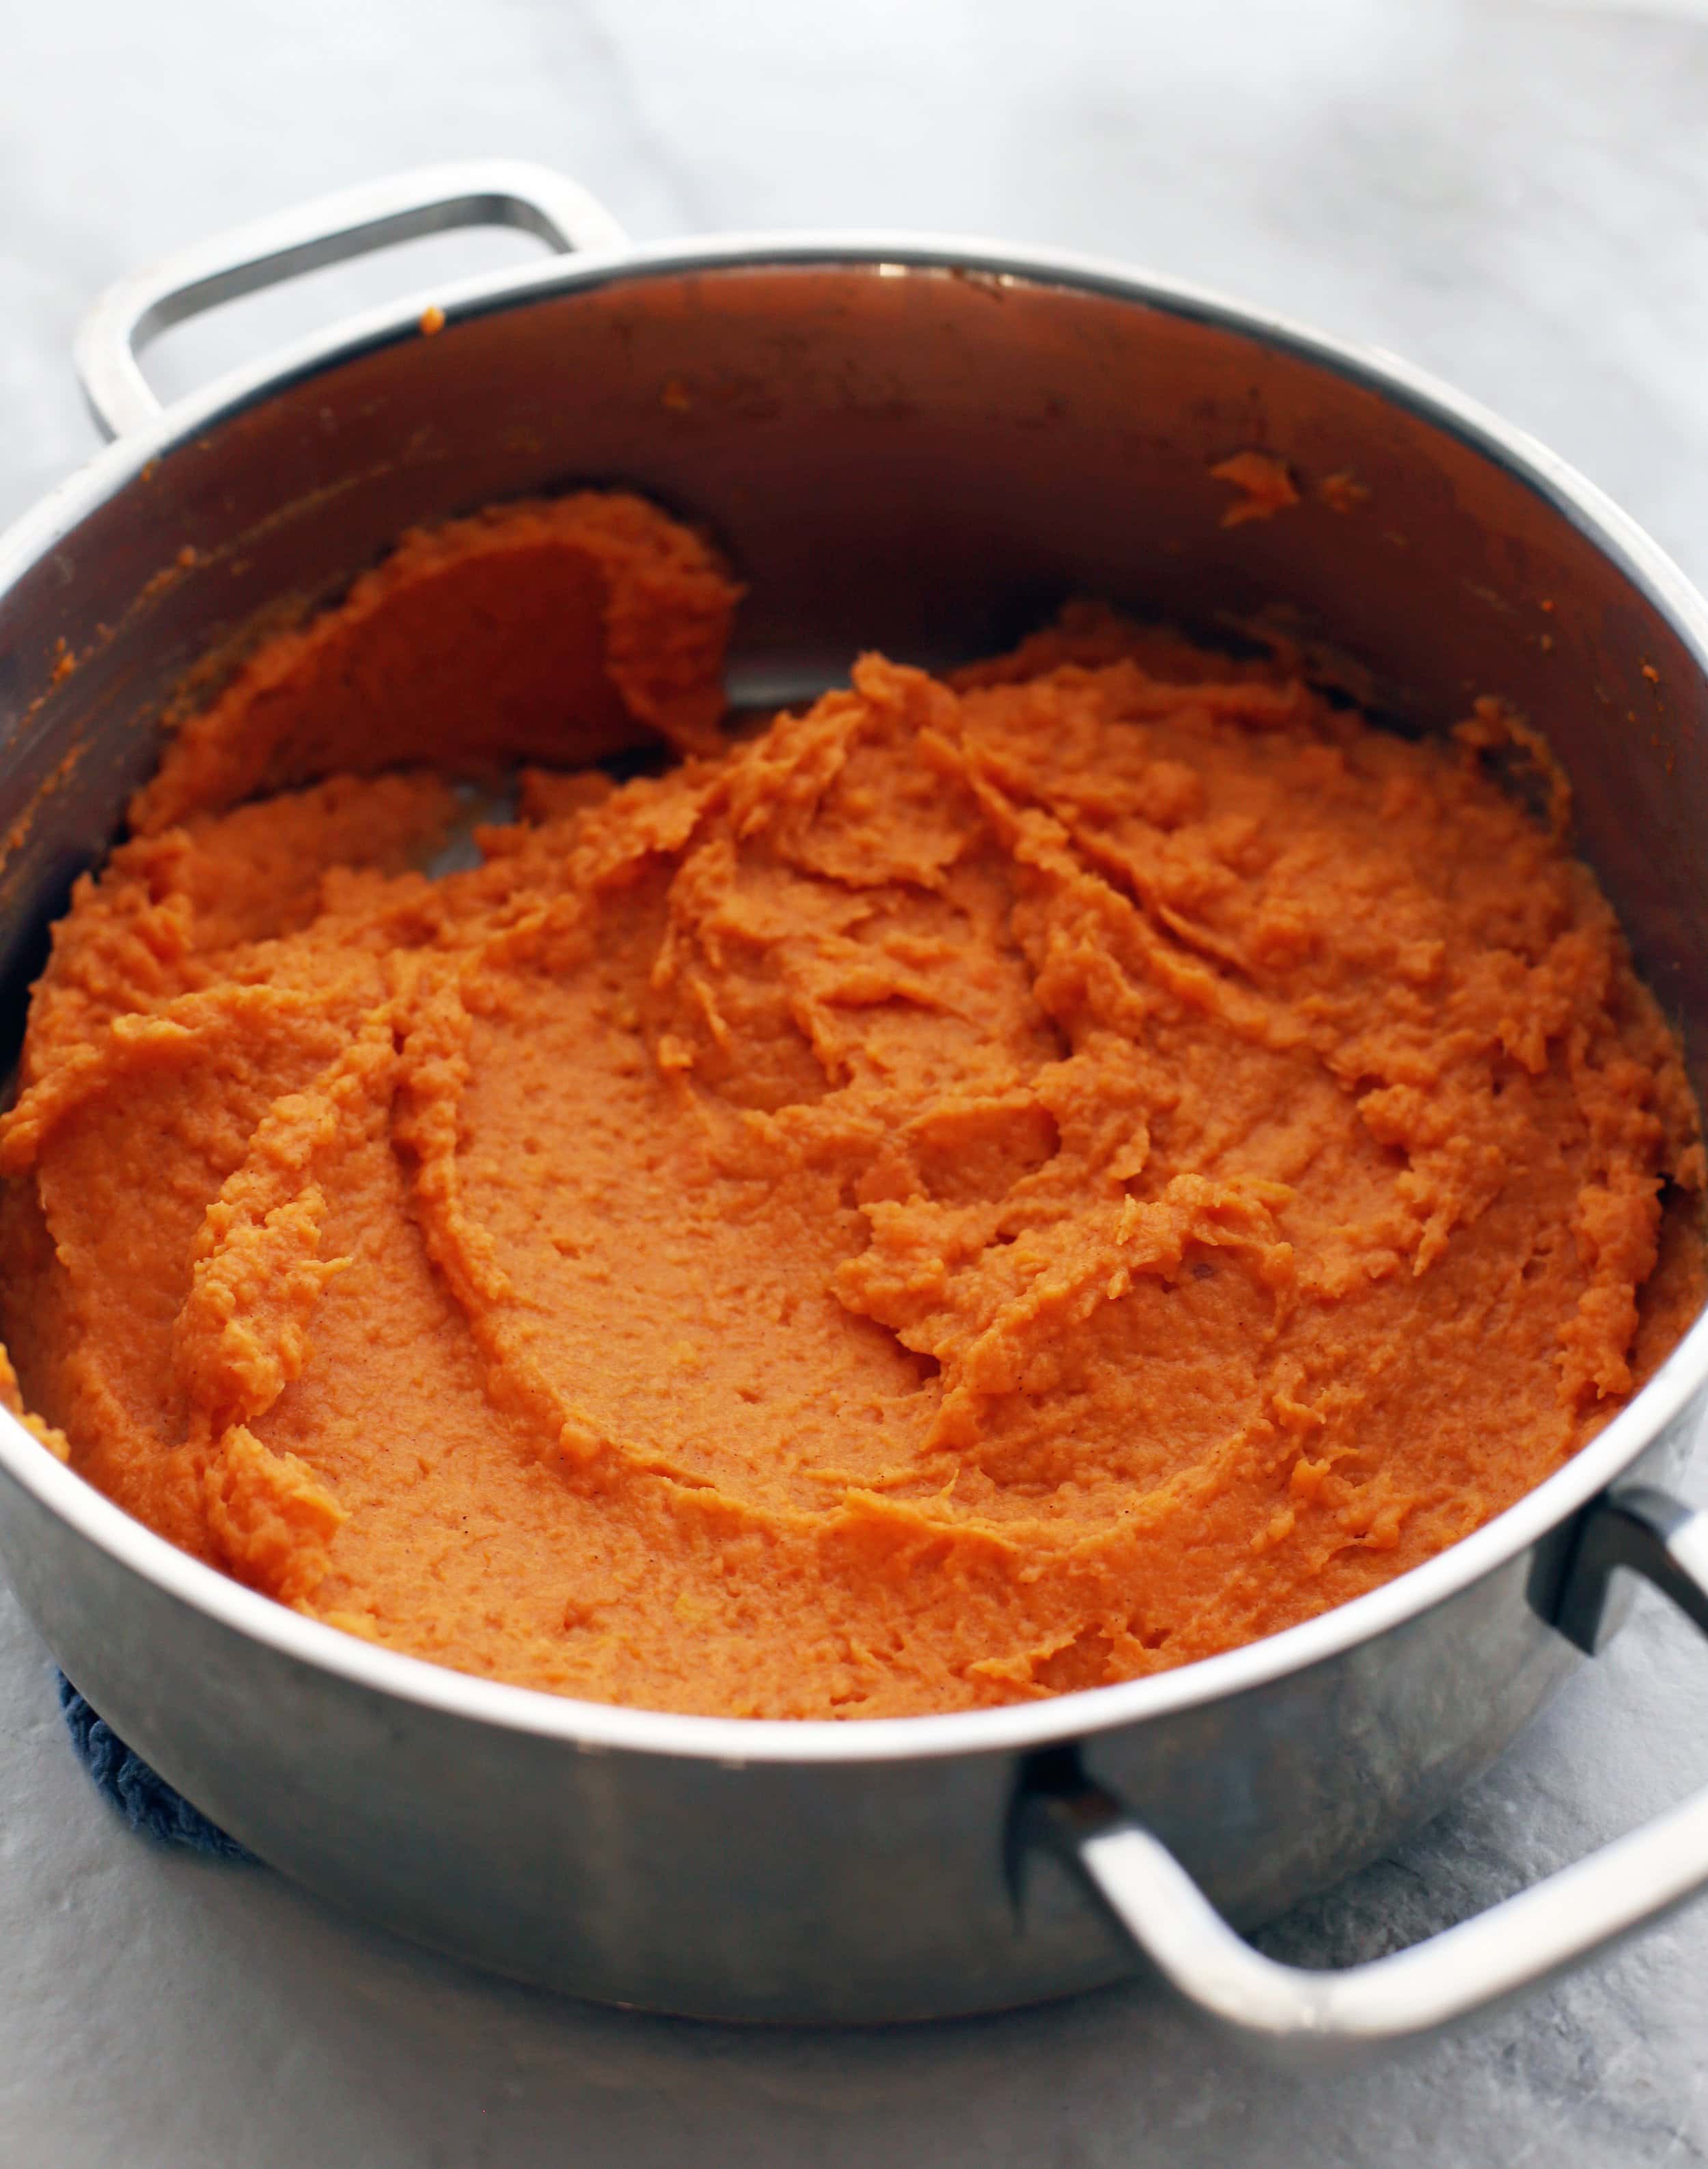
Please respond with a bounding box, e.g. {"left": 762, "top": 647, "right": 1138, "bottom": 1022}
{"left": 5, "top": 1, "right": 1708, "bottom": 2160}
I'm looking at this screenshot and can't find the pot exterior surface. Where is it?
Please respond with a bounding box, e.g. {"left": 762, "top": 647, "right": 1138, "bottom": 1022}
{"left": 1, "top": 246, "right": 1706, "bottom": 2019}
{"left": 0, "top": 1402, "right": 1697, "bottom": 2022}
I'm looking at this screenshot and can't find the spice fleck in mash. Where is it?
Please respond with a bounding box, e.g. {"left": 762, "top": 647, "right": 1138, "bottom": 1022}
{"left": 0, "top": 494, "right": 1700, "bottom": 1719}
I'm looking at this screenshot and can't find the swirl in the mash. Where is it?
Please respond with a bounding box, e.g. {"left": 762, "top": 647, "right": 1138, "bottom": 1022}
{"left": 0, "top": 497, "right": 1700, "bottom": 1719}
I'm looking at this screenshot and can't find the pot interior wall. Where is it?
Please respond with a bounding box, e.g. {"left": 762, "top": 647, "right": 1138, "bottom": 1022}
{"left": 2, "top": 254, "right": 1705, "bottom": 1090}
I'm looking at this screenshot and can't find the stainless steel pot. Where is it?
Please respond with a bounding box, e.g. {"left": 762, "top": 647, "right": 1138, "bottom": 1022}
{"left": 3, "top": 161, "right": 1708, "bottom": 2058}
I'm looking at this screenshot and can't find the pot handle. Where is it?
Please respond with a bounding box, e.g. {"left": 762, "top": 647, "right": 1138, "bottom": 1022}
{"left": 72, "top": 161, "right": 630, "bottom": 442}
{"left": 1022, "top": 1484, "right": 1708, "bottom": 2063}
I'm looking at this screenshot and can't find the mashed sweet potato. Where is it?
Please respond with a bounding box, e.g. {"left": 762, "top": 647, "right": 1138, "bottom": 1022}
{"left": 1, "top": 492, "right": 1700, "bottom": 1719}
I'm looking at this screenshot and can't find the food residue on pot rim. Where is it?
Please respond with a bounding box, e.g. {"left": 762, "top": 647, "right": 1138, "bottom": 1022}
{"left": 1210, "top": 450, "right": 1299, "bottom": 527}
{"left": 1318, "top": 470, "right": 1370, "bottom": 515}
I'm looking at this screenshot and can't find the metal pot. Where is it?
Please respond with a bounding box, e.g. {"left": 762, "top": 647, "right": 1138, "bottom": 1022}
{"left": 3, "top": 161, "right": 1708, "bottom": 2058}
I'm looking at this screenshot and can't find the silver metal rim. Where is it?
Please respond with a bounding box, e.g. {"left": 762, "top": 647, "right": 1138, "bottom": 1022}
{"left": 4, "top": 227, "right": 1707, "bottom": 1769}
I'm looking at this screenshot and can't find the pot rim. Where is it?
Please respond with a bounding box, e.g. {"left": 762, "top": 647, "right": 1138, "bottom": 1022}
{"left": 3, "top": 225, "right": 1707, "bottom": 1769}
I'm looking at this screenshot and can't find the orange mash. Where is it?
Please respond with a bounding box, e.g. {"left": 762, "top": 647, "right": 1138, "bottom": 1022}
{"left": 1, "top": 493, "right": 1701, "bottom": 1720}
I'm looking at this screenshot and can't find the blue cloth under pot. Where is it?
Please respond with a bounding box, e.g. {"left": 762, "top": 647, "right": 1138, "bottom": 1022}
{"left": 56, "top": 1674, "right": 251, "bottom": 1860}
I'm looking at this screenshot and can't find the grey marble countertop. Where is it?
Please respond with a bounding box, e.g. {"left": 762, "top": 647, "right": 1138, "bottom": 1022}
{"left": 5, "top": 1, "right": 1708, "bottom": 2161}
